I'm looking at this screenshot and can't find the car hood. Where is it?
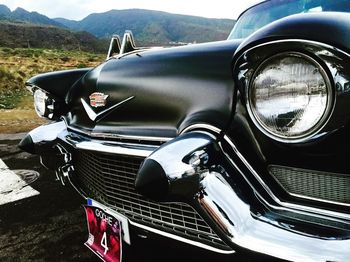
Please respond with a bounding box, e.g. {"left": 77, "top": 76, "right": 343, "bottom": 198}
{"left": 65, "top": 40, "right": 241, "bottom": 139}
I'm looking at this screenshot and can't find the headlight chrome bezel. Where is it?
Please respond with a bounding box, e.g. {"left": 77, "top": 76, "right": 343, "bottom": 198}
{"left": 246, "top": 51, "right": 334, "bottom": 143}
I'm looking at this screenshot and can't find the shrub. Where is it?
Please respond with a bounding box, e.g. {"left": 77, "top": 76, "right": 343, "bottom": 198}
{"left": 77, "top": 63, "right": 87, "bottom": 68}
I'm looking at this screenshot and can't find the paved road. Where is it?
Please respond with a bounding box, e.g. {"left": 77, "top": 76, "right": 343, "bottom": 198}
{"left": 0, "top": 134, "right": 280, "bottom": 262}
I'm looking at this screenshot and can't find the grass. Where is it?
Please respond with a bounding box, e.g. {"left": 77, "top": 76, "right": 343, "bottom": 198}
{"left": 0, "top": 47, "right": 105, "bottom": 133}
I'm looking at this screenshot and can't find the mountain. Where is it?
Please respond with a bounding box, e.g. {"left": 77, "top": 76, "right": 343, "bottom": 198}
{"left": 11, "top": 7, "right": 63, "bottom": 27}
{"left": 0, "top": 5, "right": 11, "bottom": 18}
{"left": 0, "top": 5, "right": 63, "bottom": 27}
{"left": 55, "top": 17, "right": 79, "bottom": 29}
{"left": 0, "top": 22, "right": 108, "bottom": 53}
{"left": 55, "top": 9, "right": 235, "bottom": 46}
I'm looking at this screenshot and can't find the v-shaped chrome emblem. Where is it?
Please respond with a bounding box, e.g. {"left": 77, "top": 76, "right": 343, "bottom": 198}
{"left": 81, "top": 96, "right": 135, "bottom": 122}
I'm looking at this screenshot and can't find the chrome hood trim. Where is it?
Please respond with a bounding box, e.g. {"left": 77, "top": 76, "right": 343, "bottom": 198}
{"left": 75, "top": 141, "right": 154, "bottom": 157}
{"left": 20, "top": 120, "right": 158, "bottom": 158}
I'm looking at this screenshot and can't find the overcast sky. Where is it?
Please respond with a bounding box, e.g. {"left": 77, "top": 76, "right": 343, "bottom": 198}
{"left": 0, "top": 0, "right": 260, "bottom": 20}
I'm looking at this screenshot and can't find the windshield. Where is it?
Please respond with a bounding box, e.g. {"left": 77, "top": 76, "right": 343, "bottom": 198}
{"left": 229, "top": 0, "right": 350, "bottom": 39}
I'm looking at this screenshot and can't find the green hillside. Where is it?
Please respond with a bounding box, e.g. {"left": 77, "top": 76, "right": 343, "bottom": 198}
{"left": 0, "top": 47, "right": 104, "bottom": 109}
{"left": 0, "top": 22, "right": 108, "bottom": 53}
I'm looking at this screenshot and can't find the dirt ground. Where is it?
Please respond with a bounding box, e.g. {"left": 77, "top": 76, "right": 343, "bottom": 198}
{"left": 0, "top": 109, "right": 46, "bottom": 133}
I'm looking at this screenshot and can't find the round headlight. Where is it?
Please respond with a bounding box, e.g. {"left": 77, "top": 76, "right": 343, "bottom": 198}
{"left": 33, "top": 89, "right": 48, "bottom": 117}
{"left": 248, "top": 52, "right": 332, "bottom": 142}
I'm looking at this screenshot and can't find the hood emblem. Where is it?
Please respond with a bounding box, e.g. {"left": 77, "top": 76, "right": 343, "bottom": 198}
{"left": 81, "top": 96, "right": 135, "bottom": 122}
{"left": 89, "top": 92, "right": 108, "bottom": 108}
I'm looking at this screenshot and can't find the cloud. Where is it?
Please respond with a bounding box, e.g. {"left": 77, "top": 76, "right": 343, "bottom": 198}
{"left": 0, "top": 0, "right": 259, "bottom": 20}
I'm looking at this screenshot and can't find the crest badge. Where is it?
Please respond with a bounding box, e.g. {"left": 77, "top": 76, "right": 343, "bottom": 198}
{"left": 89, "top": 92, "right": 108, "bottom": 108}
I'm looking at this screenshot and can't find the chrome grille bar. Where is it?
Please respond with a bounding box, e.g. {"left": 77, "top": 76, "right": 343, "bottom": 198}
{"left": 269, "top": 165, "right": 350, "bottom": 206}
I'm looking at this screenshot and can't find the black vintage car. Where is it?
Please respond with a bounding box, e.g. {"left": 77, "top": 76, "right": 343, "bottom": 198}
{"left": 19, "top": 0, "right": 350, "bottom": 261}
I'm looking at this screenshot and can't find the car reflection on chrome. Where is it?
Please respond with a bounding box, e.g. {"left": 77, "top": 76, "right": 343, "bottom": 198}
{"left": 19, "top": 0, "right": 350, "bottom": 261}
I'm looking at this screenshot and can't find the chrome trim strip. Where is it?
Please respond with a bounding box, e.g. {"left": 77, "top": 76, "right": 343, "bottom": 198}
{"left": 64, "top": 122, "right": 92, "bottom": 136}
{"left": 75, "top": 141, "right": 154, "bottom": 157}
{"left": 240, "top": 39, "right": 350, "bottom": 61}
{"left": 129, "top": 221, "right": 235, "bottom": 254}
{"left": 66, "top": 125, "right": 173, "bottom": 142}
{"left": 289, "top": 192, "right": 350, "bottom": 208}
{"left": 223, "top": 135, "right": 350, "bottom": 220}
{"left": 67, "top": 171, "right": 88, "bottom": 200}
{"left": 181, "top": 124, "right": 222, "bottom": 135}
{"left": 68, "top": 122, "right": 220, "bottom": 143}
{"left": 90, "top": 132, "right": 173, "bottom": 142}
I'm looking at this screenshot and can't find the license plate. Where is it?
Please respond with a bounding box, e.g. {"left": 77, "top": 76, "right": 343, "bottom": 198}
{"left": 84, "top": 203, "right": 124, "bottom": 262}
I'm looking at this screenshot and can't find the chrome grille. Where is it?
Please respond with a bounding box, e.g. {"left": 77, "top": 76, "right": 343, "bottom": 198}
{"left": 73, "top": 150, "right": 228, "bottom": 249}
{"left": 269, "top": 165, "right": 350, "bottom": 205}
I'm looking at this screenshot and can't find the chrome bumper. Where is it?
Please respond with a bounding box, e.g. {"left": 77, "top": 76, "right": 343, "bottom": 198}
{"left": 20, "top": 121, "right": 350, "bottom": 261}
{"left": 136, "top": 131, "right": 350, "bottom": 261}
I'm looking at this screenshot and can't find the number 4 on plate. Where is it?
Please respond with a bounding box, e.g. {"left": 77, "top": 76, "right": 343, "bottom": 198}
{"left": 101, "top": 231, "right": 109, "bottom": 255}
